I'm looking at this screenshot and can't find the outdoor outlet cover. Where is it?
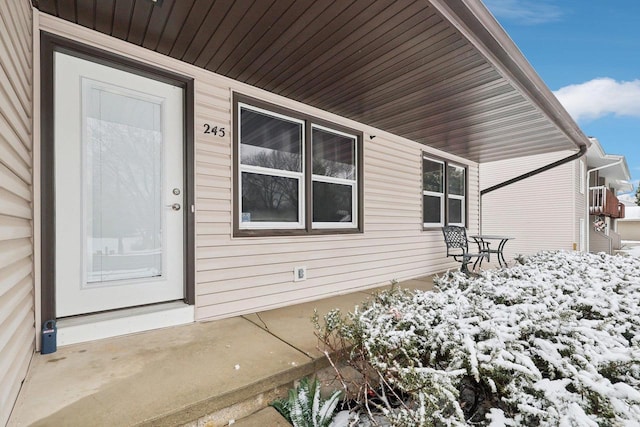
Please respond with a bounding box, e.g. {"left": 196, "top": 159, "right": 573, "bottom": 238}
{"left": 294, "top": 266, "right": 307, "bottom": 282}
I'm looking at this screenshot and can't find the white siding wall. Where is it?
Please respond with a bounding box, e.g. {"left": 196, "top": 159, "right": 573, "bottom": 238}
{"left": 38, "top": 16, "right": 480, "bottom": 322}
{"left": 480, "top": 151, "right": 579, "bottom": 262}
{"left": 590, "top": 227, "right": 611, "bottom": 253}
{"left": 618, "top": 221, "right": 640, "bottom": 241}
{"left": 0, "top": 0, "right": 34, "bottom": 425}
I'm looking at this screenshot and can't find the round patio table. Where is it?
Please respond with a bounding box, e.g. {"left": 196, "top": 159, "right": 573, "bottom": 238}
{"left": 469, "top": 235, "right": 514, "bottom": 268}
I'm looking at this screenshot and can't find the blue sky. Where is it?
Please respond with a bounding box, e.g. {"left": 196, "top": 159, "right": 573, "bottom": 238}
{"left": 484, "top": 0, "right": 640, "bottom": 199}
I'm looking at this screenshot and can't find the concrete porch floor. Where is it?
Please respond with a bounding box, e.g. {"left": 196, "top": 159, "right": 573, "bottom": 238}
{"left": 8, "top": 276, "right": 435, "bottom": 426}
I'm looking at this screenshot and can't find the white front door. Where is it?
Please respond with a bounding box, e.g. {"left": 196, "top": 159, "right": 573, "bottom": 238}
{"left": 54, "top": 52, "right": 185, "bottom": 317}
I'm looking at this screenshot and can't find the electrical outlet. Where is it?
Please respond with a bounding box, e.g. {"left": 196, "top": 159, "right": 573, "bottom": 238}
{"left": 294, "top": 266, "right": 307, "bottom": 282}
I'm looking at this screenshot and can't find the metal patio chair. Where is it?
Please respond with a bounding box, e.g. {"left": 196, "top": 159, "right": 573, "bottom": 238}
{"left": 441, "top": 226, "right": 489, "bottom": 274}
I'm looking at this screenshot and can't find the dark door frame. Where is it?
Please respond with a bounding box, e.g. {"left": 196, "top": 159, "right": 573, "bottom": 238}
{"left": 40, "top": 32, "right": 195, "bottom": 322}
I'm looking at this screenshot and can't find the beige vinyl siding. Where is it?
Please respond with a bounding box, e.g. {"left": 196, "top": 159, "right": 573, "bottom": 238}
{"left": 0, "top": 0, "right": 34, "bottom": 425}
{"left": 39, "top": 15, "right": 479, "bottom": 322}
{"left": 480, "top": 151, "right": 577, "bottom": 262}
{"left": 618, "top": 221, "right": 640, "bottom": 241}
{"left": 590, "top": 228, "right": 611, "bottom": 253}
{"left": 195, "top": 80, "right": 479, "bottom": 320}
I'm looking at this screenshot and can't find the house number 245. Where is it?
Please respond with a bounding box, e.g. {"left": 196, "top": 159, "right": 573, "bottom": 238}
{"left": 203, "top": 124, "right": 226, "bottom": 137}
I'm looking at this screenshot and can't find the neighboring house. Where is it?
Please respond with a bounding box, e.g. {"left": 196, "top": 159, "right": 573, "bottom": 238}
{"left": 0, "top": 1, "right": 592, "bottom": 423}
{"left": 618, "top": 206, "right": 640, "bottom": 242}
{"left": 585, "top": 138, "right": 632, "bottom": 254}
{"left": 480, "top": 137, "right": 630, "bottom": 259}
{"left": 480, "top": 150, "right": 585, "bottom": 260}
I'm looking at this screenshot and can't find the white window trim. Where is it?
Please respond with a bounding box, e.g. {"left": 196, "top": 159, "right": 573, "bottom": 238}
{"left": 238, "top": 102, "right": 306, "bottom": 126}
{"left": 447, "top": 194, "right": 465, "bottom": 227}
{"left": 447, "top": 163, "right": 466, "bottom": 227}
{"left": 238, "top": 104, "right": 305, "bottom": 230}
{"left": 422, "top": 156, "right": 445, "bottom": 227}
{"left": 423, "top": 190, "right": 445, "bottom": 228}
{"left": 234, "top": 96, "right": 362, "bottom": 234}
{"left": 422, "top": 156, "right": 466, "bottom": 228}
{"left": 239, "top": 167, "right": 305, "bottom": 230}
{"left": 312, "top": 123, "right": 356, "bottom": 142}
{"left": 312, "top": 175, "right": 357, "bottom": 229}
{"left": 311, "top": 124, "right": 358, "bottom": 228}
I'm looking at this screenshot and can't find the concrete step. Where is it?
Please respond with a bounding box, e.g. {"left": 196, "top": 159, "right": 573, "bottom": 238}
{"left": 9, "top": 277, "right": 434, "bottom": 427}
{"left": 176, "top": 357, "right": 330, "bottom": 427}
{"left": 232, "top": 407, "right": 290, "bottom": 427}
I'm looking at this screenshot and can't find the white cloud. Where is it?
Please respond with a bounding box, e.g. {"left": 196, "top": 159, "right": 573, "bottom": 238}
{"left": 619, "top": 192, "right": 638, "bottom": 207}
{"left": 484, "top": 0, "right": 563, "bottom": 25}
{"left": 553, "top": 78, "right": 640, "bottom": 122}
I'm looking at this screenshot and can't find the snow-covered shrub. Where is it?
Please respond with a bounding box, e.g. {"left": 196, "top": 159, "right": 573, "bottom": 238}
{"left": 315, "top": 250, "right": 640, "bottom": 426}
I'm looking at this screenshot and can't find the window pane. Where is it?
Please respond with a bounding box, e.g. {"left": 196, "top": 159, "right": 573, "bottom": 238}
{"left": 240, "top": 108, "right": 302, "bottom": 172}
{"left": 423, "top": 159, "right": 443, "bottom": 193}
{"left": 448, "top": 165, "right": 465, "bottom": 196}
{"left": 448, "top": 198, "right": 463, "bottom": 224}
{"left": 86, "top": 85, "right": 163, "bottom": 283}
{"left": 423, "top": 195, "right": 442, "bottom": 224}
{"left": 312, "top": 127, "right": 355, "bottom": 179}
{"left": 241, "top": 172, "right": 299, "bottom": 222}
{"left": 313, "top": 181, "right": 353, "bottom": 222}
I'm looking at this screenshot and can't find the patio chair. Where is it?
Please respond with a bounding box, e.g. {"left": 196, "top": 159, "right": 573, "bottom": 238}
{"left": 441, "top": 226, "right": 488, "bottom": 274}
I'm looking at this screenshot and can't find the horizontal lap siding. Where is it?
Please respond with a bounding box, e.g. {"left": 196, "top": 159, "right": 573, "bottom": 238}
{"left": 0, "top": 0, "right": 34, "bottom": 425}
{"left": 589, "top": 228, "right": 610, "bottom": 253}
{"left": 194, "top": 78, "right": 478, "bottom": 320}
{"left": 38, "top": 15, "right": 479, "bottom": 322}
{"left": 618, "top": 222, "right": 640, "bottom": 241}
{"left": 480, "top": 151, "right": 577, "bottom": 262}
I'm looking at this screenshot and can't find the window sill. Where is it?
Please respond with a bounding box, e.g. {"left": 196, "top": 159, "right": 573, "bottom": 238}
{"left": 234, "top": 228, "right": 363, "bottom": 238}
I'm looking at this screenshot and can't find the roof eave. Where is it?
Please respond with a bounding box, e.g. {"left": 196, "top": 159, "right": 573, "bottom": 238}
{"left": 427, "top": 0, "right": 590, "bottom": 153}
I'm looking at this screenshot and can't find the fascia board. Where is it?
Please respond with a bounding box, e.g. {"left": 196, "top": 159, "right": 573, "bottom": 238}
{"left": 427, "top": 0, "right": 590, "bottom": 152}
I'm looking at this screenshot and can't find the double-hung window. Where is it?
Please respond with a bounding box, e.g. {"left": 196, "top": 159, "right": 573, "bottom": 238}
{"left": 447, "top": 164, "right": 465, "bottom": 226}
{"left": 239, "top": 105, "right": 305, "bottom": 228}
{"left": 235, "top": 95, "right": 361, "bottom": 235}
{"left": 312, "top": 125, "right": 357, "bottom": 228}
{"left": 423, "top": 155, "right": 466, "bottom": 228}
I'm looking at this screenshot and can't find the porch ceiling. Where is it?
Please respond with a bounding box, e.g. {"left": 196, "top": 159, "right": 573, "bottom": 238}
{"left": 33, "top": 0, "right": 589, "bottom": 163}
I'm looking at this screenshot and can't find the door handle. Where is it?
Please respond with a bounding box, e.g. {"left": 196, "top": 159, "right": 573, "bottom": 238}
{"left": 167, "top": 203, "right": 181, "bottom": 211}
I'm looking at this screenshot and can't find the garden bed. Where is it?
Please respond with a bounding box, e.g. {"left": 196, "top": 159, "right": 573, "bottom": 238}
{"left": 311, "top": 250, "right": 640, "bottom": 426}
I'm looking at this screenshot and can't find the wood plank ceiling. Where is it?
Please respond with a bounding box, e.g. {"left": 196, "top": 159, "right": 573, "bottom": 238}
{"left": 33, "top": 0, "right": 583, "bottom": 163}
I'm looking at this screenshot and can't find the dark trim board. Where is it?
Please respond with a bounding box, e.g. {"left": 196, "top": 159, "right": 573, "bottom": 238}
{"left": 39, "top": 32, "right": 196, "bottom": 323}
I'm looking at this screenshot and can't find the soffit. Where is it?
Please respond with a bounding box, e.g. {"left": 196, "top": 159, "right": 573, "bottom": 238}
{"left": 587, "top": 156, "right": 631, "bottom": 186}
{"left": 34, "top": 0, "right": 585, "bottom": 163}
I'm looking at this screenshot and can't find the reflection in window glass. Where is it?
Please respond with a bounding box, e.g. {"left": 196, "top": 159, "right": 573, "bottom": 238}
{"left": 423, "top": 159, "right": 443, "bottom": 193}
{"left": 448, "top": 198, "right": 463, "bottom": 224}
{"left": 312, "top": 127, "right": 355, "bottom": 179}
{"left": 85, "top": 84, "right": 163, "bottom": 284}
{"left": 240, "top": 108, "right": 302, "bottom": 172}
{"left": 241, "top": 172, "right": 298, "bottom": 222}
{"left": 423, "top": 195, "right": 442, "bottom": 224}
{"left": 448, "top": 165, "right": 465, "bottom": 196}
{"left": 313, "top": 181, "right": 352, "bottom": 222}
{"left": 236, "top": 99, "right": 360, "bottom": 231}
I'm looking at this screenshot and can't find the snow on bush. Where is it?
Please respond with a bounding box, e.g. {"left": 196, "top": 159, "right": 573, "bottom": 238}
{"left": 316, "top": 251, "right": 640, "bottom": 426}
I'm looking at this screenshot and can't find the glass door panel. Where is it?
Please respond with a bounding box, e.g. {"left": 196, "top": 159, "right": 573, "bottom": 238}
{"left": 84, "top": 82, "right": 164, "bottom": 285}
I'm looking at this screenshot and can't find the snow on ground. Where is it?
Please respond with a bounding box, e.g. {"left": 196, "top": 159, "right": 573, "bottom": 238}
{"left": 621, "top": 241, "right": 640, "bottom": 257}
{"left": 328, "top": 250, "right": 640, "bottom": 426}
